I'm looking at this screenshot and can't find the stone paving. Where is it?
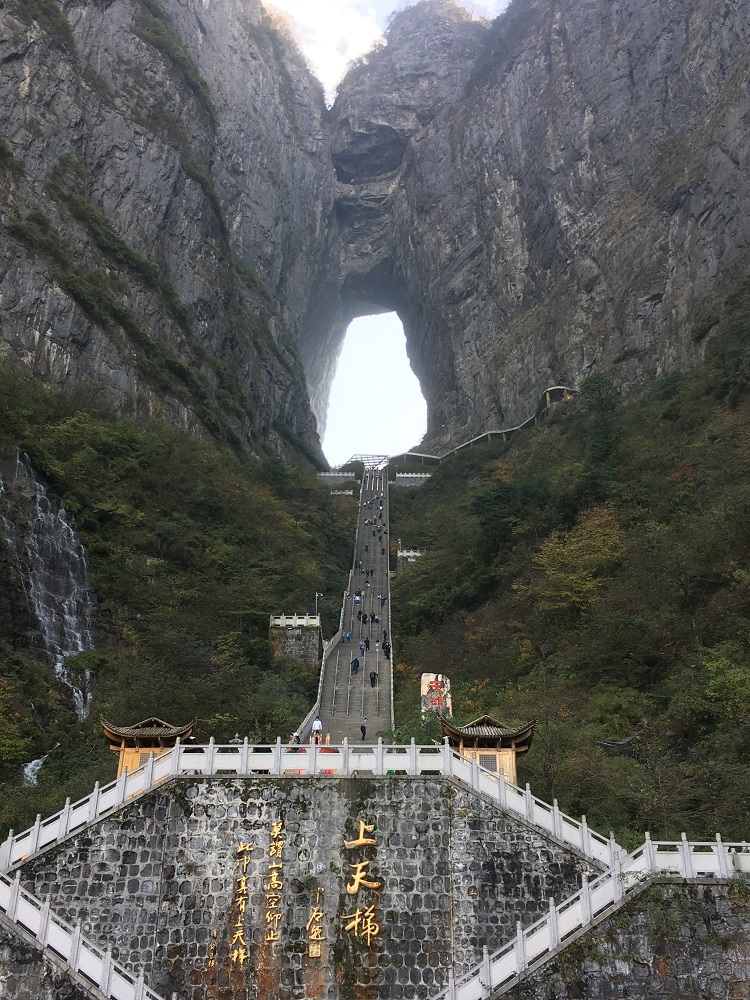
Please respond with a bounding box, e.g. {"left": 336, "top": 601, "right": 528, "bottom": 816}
{"left": 317, "top": 465, "right": 392, "bottom": 745}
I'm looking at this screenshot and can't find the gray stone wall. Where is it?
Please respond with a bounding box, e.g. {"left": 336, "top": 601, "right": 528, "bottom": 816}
{"left": 505, "top": 880, "right": 750, "bottom": 1000}
{"left": 0, "top": 915, "right": 97, "bottom": 1000}
{"left": 269, "top": 625, "right": 322, "bottom": 672}
{"left": 17, "top": 775, "right": 596, "bottom": 1000}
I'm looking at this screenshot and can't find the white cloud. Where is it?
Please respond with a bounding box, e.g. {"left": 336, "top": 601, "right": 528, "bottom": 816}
{"left": 267, "top": 0, "right": 384, "bottom": 98}
{"left": 267, "top": 0, "right": 511, "bottom": 100}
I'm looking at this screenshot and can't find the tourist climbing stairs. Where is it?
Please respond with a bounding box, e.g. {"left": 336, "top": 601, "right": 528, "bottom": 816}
{"left": 315, "top": 462, "right": 393, "bottom": 744}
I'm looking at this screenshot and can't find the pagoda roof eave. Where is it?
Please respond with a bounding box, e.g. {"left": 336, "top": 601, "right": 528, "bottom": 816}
{"left": 438, "top": 713, "right": 536, "bottom": 748}
{"left": 101, "top": 717, "right": 196, "bottom": 741}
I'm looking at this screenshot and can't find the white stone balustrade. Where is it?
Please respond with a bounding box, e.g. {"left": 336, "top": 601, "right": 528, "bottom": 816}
{"left": 269, "top": 614, "right": 320, "bottom": 628}
{"left": 440, "top": 832, "right": 750, "bottom": 1000}
{"left": 0, "top": 871, "right": 162, "bottom": 1000}
{"left": 1, "top": 741, "right": 747, "bottom": 1000}
{"left": 0, "top": 741, "right": 617, "bottom": 872}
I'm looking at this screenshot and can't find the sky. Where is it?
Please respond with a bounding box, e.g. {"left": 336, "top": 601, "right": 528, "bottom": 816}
{"left": 268, "top": 0, "right": 510, "bottom": 97}
{"left": 266, "top": 0, "right": 510, "bottom": 466}
{"left": 322, "top": 314, "right": 428, "bottom": 467}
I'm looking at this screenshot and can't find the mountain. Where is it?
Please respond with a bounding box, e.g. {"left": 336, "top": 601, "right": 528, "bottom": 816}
{"left": 2, "top": 0, "right": 749, "bottom": 455}
{"left": 2, "top": 0, "right": 750, "bottom": 840}
{"left": 0, "top": 0, "right": 332, "bottom": 464}
{"left": 325, "top": 0, "right": 750, "bottom": 452}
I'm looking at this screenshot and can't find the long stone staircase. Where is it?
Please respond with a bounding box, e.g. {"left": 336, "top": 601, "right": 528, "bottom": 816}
{"left": 2, "top": 458, "right": 749, "bottom": 999}
{"left": 316, "top": 463, "right": 393, "bottom": 743}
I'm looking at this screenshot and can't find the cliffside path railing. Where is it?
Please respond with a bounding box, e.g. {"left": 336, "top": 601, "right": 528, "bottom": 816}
{"left": 0, "top": 741, "right": 617, "bottom": 872}
{"left": 0, "top": 871, "right": 163, "bottom": 999}
{"left": 437, "top": 832, "right": 750, "bottom": 1000}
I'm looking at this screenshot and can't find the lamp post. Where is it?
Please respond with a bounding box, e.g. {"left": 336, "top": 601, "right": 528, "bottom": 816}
{"left": 315, "top": 592, "right": 323, "bottom": 618}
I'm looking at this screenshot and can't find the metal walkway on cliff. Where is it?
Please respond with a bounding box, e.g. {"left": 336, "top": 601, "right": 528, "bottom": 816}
{"left": 315, "top": 463, "right": 394, "bottom": 744}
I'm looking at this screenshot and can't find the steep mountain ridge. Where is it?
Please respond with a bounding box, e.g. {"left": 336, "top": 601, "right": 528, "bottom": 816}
{"left": 0, "top": 0, "right": 333, "bottom": 462}
{"left": 1, "top": 0, "right": 749, "bottom": 455}
{"left": 322, "top": 0, "right": 750, "bottom": 452}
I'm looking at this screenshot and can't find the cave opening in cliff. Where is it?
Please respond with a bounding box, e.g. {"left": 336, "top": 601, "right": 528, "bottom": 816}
{"left": 322, "top": 313, "right": 427, "bottom": 467}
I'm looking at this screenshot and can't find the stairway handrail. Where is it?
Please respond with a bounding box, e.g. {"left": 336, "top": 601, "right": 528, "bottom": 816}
{"left": 388, "top": 385, "right": 578, "bottom": 467}
{"left": 438, "top": 832, "right": 750, "bottom": 1000}
{"left": 0, "top": 870, "right": 164, "bottom": 1000}
{"left": 0, "top": 743, "right": 617, "bottom": 873}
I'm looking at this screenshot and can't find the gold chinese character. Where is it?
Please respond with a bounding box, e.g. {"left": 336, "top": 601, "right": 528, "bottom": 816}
{"left": 315, "top": 887, "right": 324, "bottom": 904}
{"left": 308, "top": 924, "right": 324, "bottom": 941}
{"left": 342, "top": 905, "right": 380, "bottom": 946}
{"left": 265, "top": 910, "right": 282, "bottom": 927}
{"left": 236, "top": 876, "right": 248, "bottom": 894}
{"left": 306, "top": 906, "right": 323, "bottom": 932}
{"left": 231, "top": 946, "right": 248, "bottom": 964}
{"left": 237, "top": 842, "right": 254, "bottom": 854}
{"left": 269, "top": 840, "right": 284, "bottom": 858}
{"left": 271, "top": 821, "right": 283, "bottom": 838}
{"left": 309, "top": 941, "right": 322, "bottom": 958}
{"left": 231, "top": 928, "right": 246, "bottom": 946}
{"left": 266, "top": 929, "right": 280, "bottom": 942}
{"left": 345, "top": 860, "right": 383, "bottom": 895}
{"left": 344, "top": 820, "right": 377, "bottom": 849}
{"left": 237, "top": 896, "right": 248, "bottom": 914}
{"left": 266, "top": 875, "right": 283, "bottom": 890}
{"left": 268, "top": 861, "right": 283, "bottom": 870}
{"left": 265, "top": 892, "right": 281, "bottom": 908}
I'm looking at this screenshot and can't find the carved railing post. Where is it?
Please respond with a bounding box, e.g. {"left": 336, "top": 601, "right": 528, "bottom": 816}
{"left": 88, "top": 783, "right": 101, "bottom": 823}
{"left": 580, "top": 873, "right": 592, "bottom": 923}
{"left": 715, "top": 833, "right": 729, "bottom": 878}
{"left": 7, "top": 872, "right": 21, "bottom": 921}
{"left": 239, "top": 738, "right": 250, "bottom": 775}
{"left": 0, "top": 831, "right": 12, "bottom": 870}
{"left": 481, "top": 945, "right": 491, "bottom": 992}
{"left": 69, "top": 919, "right": 82, "bottom": 971}
{"left": 99, "top": 945, "right": 114, "bottom": 994}
{"left": 680, "top": 832, "right": 694, "bottom": 878}
{"left": 548, "top": 896, "right": 559, "bottom": 950}
{"left": 143, "top": 752, "right": 156, "bottom": 788}
{"left": 36, "top": 894, "right": 51, "bottom": 947}
{"left": 441, "top": 737, "right": 452, "bottom": 776}
{"left": 375, "top": 738, "right": 384, "bottom": 776}
{"left": 29, "top": 814, "right": 42, "bottom": 854}
{"left": 524, "top": 784, "right": 534, "bottom": 823}
{"left": 612, "top": 852, "right": 624, "bottom": 902}
{"left": 552, "top": 799, "right": 564, "bottom": 840}
{"left": 580, "top": 815, "right": 591, "bottom": 856}
{"left": 514, "top": 920, "right": 526, "bottom": 972}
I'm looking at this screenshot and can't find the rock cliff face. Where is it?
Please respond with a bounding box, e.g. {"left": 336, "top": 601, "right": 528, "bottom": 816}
{"left": 318, "top": 0, "right": 750, "bottom": 451}
{"left": 1, "top": 0, "right": 749, "bottom": 456}
{"left": 0, "top": 0, "right": 333, "bottom": 463}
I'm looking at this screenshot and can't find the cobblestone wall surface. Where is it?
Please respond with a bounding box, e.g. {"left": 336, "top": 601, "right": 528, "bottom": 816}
{"left": 17, "top": 776, "right": 595, "bottom": 1000}
{"left": 0, "top": 915, "right": 96, "bottom": 1000}
{"left": 269, "top": 625, "right": 322, "bottom": 672}
{"left": 505, "top": 881, "right": 750, "bottom": 1000}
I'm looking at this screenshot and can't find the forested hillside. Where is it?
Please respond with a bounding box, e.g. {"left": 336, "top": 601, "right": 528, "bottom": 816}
{"left": 0, "top": 359, "right": 354, "bottom": 836}
{"left": 391, "top": 278, "right": 750, "bottom": 846}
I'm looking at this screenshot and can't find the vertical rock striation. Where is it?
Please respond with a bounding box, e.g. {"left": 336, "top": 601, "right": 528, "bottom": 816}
{"left": 320, "top": 0, "right": 750, "bottom": 452}
{"left": 0, "top": 0, "right": 335, "bottom": 463}
{"left": 1, "top": 0, "right": 749, "bottom": 455}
